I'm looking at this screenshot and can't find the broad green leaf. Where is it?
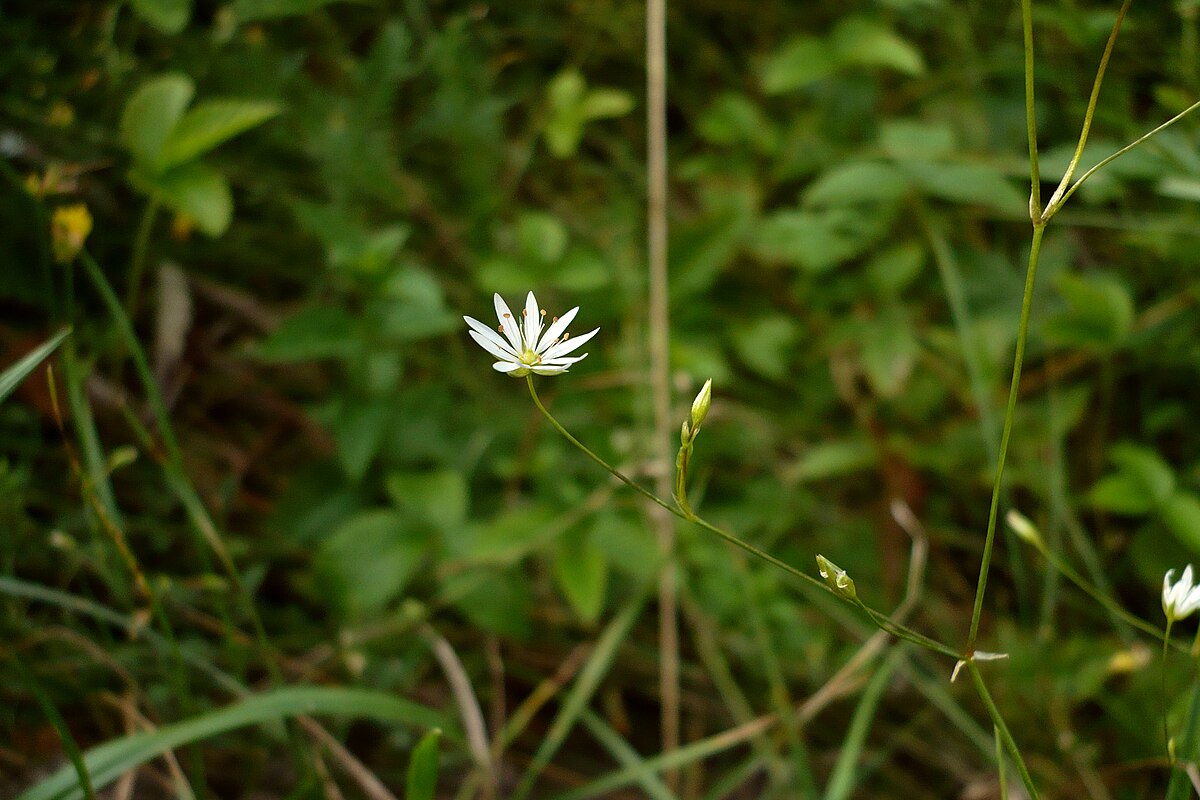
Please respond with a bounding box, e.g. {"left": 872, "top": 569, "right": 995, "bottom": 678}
{"left": 141, "top": 162, "right": 232, "bottom": 236}
{"left": 17, "top": 687, "right": 443, "bottom": 800}
{"left": 406, "top": 729, "right": 442, "bottom": 800}
{"left": 697, "top": 93, "right": 778, "bottom": 153}
{"left": 804, "top": 161, "right": 911, "bottom": 207}
{"left": 1087, "top": 474, "right": 1155, "bottom": 515}
{"left": 554, "top": 530, "right": 609, "bottom": 625}
{"left": 466, "top": 507, "right": 556, "bottom": 564}
{"left": 548, "top": 70, "right": 587, "bottom": 111}
{"left": 858, "top": 308, "right": 918, "bottom": 397}
{"left": 901, "top": 161, "right": 1025, "bottom": 215}
{"left": 450, "top": 570, "right": 534, "bottom": 639}
{"left": 578, "top": 89, "right": 635, "bottom": 121}
{"left": 1110, "top": 443, "right": 1176, "bottom": 507}
{"left": 386, "top": 470, "right": 468, "bottom": 532}
{"left": 751, "top": 209, "right": 880, "bottom": 273}
{"left": 130, "top": 0, "right": 191, "bottom": 33}
{"left": 331, "top": 401, "right": 390, "bottom": 480}
{"left": 157, "top": 99, "right": 281, "bottom": 171}
{"left": 866, "top": 242, "right": 925, "bottom": 294}
{"left": 256, "top": 306, "right": 357, "bottom": 362}
{"left": 879, "top": 120, "right": 956, "bottom": 161}
{"left": 313, "top": 510, "right": 428, "bottom": 617}
{"left": 731, "top": 315, "right": 797, "bottom": 380}
{"left": 761, "top": 36, "right": 835, "bottom": 94}
{"left": 1161, "top": 493, "right": 1200, "bottom": 553}
{"left": 590, "top": 513, "right": 659, "bottom": 584}
{"left": 120, "top": 74, "right": 194, "bottom": 168}
{"left": 554, "top": 247, "right": 611, "bottom": 291}
{"left": 788, "top": 439, "right": 877, "bottom": 482}
{"left": 831, "top": 17, "right": 926, "bottom": 76}
{"left": 0, "top": 328, "right": 70, "bottom": 405}
{"left": 1043, "top": 272, "right": 1134, "bottom": 350}
{"left": 517, "top": 212, "right": 569, "bottom": 264}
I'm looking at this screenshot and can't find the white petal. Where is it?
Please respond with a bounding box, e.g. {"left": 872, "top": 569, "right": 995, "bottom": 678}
{"left": 541, "top": 326, "right": 599, "bottom": 360}
{"left": 1183, "top": 565, "right": 1195, "bottom": 592}
{"left": 523, "top": 291, "right": 543, "bottom": 351}
{"left": 465, "top": 316, "right": 518, "bottom": 357}
{"left": 494, "top": 294, "right": 524, "bottom": 353}
{"left": 493, "top": 361, "right": 523, "bottom": 373}
{"left": 536, "top": 307, "right": 579, "bottom": 354}
{"left": 470, "top": 330, "right": 521, "bottom": 363}
{"left": 540, "top": 352, "right": 587, "bottom": 368}
{"left": 531, "top": 364, "right": 569, "bottom": 375}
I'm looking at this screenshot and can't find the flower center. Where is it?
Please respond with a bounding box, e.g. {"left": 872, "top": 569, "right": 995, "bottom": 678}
{"left": 519, "top": 349, "right": 541, "bottom": 366}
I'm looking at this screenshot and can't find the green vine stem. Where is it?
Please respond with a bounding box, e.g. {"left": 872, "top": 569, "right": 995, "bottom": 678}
{"left": 525, "top": 376, "right": 960, "bottom": 660}
{"left": 965, "top": 224, "right": 1045, "bottom": 653}
{"left": 968, "top": 662, "right": 1040, "bottom": 800}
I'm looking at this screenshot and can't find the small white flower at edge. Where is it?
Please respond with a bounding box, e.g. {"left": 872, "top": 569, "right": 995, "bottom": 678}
{"left": 464, "top": 291, "right": 599, "bottom": 377}
{"left": 1163, "top": 565, "right": 1200, "bottom": 623}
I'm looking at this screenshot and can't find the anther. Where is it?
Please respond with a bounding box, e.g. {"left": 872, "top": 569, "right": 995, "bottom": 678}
{"left": 503, "top": 313, "right": 511, "bottom": 318}
{"left": 540, "top": 309, "right": 546, "bottom": 316}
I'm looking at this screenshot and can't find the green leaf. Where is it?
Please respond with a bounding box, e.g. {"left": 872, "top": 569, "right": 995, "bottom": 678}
{"left": 129, "top": 0, "right": 191, "bottom": 34}
{"left": 554, "top": 529, "right": 609, "bottom": 625}
{"left": 858, "top": 308, "right": 918, "bottom": 397}
{"left": 751, "top": 209, "right": 881, "bottom": 273}
{"left": 879, "top": 120, "right": 956, "bottom": 161}
{"left": 139, "top": 162, "right": 233, "bottom": 236}
{"left": 0, "top": 328, "right": 70, "bottom": 405}
{"left": 730, "top": 315, "right": 797, "bottom": 380}
{"left": 157, "top": 99, "right": 281, "bottom": 171}
{"left": 901, "top": 161, "right": 1025, "bottom": 215}
{"left": 804, "top": 161, "right": 912, "bottom": 207}
{"left": 1161, "top": 493, "right": 1200, "bottom": 553}
{"left": 697, "top": 93, "right": 778, "bottom": 153}
{"left": 465, "top": 507, "right": 556, "bottom": 565}
{"left": 1087, "top": 474, "right": 1155, "bottom": 515}
{"left": 590, "top": 513, "right": 659, "bottom": 584}
{"left": 386, "top": 470, "right": 468, "bottom": 532}
{"left": 256, "top": 306, "right": 357, "bottom": 362}
{"left": 120, "top": 74, "right": 194, "bottom": 168}
{"left": 1110, "top": 443, "right": 1176, "bottom": 507}
{"left": 831, "top": 17, "right": 926, "bottom": 76}
{"left": 788, "top": 439, "right": 877, "bottom": 482}
{"left": 761, "top": 36, "right": 835, "bottom": 94}
{"left": 578, "top": 89, "right": 635, "bottom": 121}
{"left": 866, "top": 242, "right": 925, "bottom": 294}
{"left": 17, "top": 687, "right": 443, "bottom": 800}
{"left": 450, "top": 570, "right": 534, "bottom": 639}
{"left": 406, "top": 729, "right": 442, "bottom": 800}
{"left": 517, "top": 212, "right": 569, "bottom": 264}
{"left": 1043, "top": 272, "right": 1134, "bottom": 350}
{"left": 313, "top": 510, "right": 428, "bottom": 617}
{"left": 331, "top": 401, "right": 391, "bottom": 481}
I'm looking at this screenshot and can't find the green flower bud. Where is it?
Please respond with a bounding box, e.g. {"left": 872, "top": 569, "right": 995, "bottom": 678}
{"left": 815, "top": 554, "right": 856, "bottom": 600}
{"left": 689, "top": 379, "right": 712, "bottom": 432}
{"left": 681, "top": 419, "right": 691, "bottom": 446}
{"left": 1005, "top": 509, "right": 1044, "bottom": 549}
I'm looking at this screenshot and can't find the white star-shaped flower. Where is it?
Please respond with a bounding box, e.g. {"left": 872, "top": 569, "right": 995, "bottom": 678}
{"left": 1163, "top": 565, "right": 1200, "bottom": 623}
{"left": 464, "top": 291, "right": 599, "bottom": 377}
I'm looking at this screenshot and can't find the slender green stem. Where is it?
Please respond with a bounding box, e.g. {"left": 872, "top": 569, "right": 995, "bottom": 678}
{"left": 525, "top": 376, "right": 960, "bottom": 660}
{"left": 1054, "top": 98, "right": 1200, "bottom": 212}
{"left": 966, "top": 225, "right": 1045, "bottom": 652}
{"left": 1042, "top": 0, "right": 1131, "bottom": 216}
{"left": 994, "top": 725, "right": 1009, "bottom": 800}
{"left": 1021, "top": 0, "right": 1042, "bottom": 218}
{"left": 967, "top": 662, "right": 1039, "bottom": 800}
{"left": 124, "top": 196, "right": 160, "bottom": 320}
{"left": 1164, "top": 621, "right": 1175, "bottom": 764}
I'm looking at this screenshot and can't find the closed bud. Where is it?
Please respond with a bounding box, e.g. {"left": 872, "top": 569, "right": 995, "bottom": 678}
{"left": 815, "top": 554, "right": 856, "bottom": 600}
{"left": 1005, "top": 509, "right": 1043, "bottom": 549}
{"left": 689, "top": 379, "right": 712, "bottom": 432}
{"left": 681, "top": 419, "right": 691, "bottom": 446}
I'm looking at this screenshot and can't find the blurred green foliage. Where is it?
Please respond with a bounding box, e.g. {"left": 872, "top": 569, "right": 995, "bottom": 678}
{"left": 3, "top": 0, "right": 1200, "bottom": 796}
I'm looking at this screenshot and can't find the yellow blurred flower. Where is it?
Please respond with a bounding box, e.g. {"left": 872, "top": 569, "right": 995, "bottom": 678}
{"left": 51, "top": 204, "right": 92, "bottom": 264}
